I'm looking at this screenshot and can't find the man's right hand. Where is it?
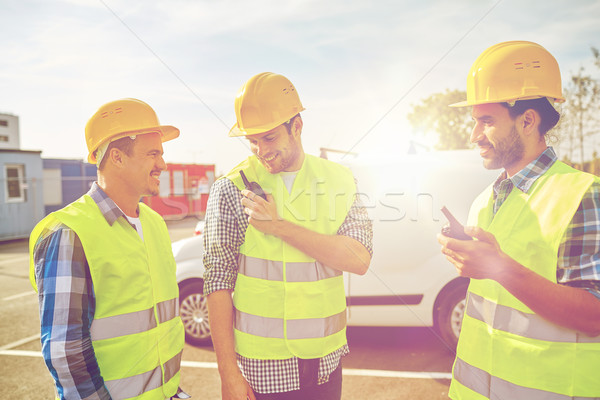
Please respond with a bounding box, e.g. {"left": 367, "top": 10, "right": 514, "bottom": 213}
{"left": 221, "top": 370, "right": 256, "bottom": 400}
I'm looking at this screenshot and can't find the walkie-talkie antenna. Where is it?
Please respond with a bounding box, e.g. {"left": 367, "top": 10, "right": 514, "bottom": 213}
{"left": 441, "top": 206, "right": 461, "bottom": 227}
{"left": 240, "top": 170, "right": 251, "bottom": 187}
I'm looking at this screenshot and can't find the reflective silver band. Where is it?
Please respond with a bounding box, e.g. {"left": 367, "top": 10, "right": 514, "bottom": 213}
{"left": 286, "top": 261, "right": 341, "bottom": 282}
{"left": 239, "top": 256, "right": 283, "bottom": 281}
{"left": 238, "top": 255, "right": 341, "bottom": 282}
{"left": 164, "top": 350, "right": 183, "bottom": 383}
{"left": 235, "top": 309, "right": 284, "bottom": 338}
{"left": 467, "top": 292, "right": 600, "bottom": 343}
{"left": 286, "top": 310, "right": 346, "bottom": 339}
{"left": 235, "top": 308, "right": 346, "bottom": 339}
{"left": 157, "top": 298, "right": 179, "bottom": 324}
{"left": 105, "top": 350, "right": 182, "bottom": 399}
{"left": 454, "top": 357, "right": 597, "bottom": 400}
{"left": 105, "top": 363, "right": 162, "bottom": 399}
{"left": 91, "top": 307, "right": 156, "bottom": 341}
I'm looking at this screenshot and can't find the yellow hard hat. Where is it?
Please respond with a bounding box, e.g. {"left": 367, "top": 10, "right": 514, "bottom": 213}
{"left": 450, "top": 41, "right": 565, "bottom": 107}
{"left": 229, "top": 72, "right": 306, "bottom": 137}
{"left": 85, "top": 98, "right": 179, "bottom": 164}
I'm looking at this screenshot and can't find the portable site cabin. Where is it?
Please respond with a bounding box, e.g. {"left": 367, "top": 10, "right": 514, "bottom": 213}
{"left": 0, "top": 149, "right": 44, "bottom": 241}
{"left": 0, "top": 113, "right": 45, "bottom": 241}
{"left": 143, "top": 163, "right": 215, "bottom": 219}
{"left": 42, "top": 158, "right": 97, "bottom": 215}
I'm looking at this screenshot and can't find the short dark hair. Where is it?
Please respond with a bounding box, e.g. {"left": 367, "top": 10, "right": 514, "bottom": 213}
{"left": 501, "top": 98, "right": 560, "bottom": 136}
{"left": 97, "top": 136, "right": 136, "bottom": 170}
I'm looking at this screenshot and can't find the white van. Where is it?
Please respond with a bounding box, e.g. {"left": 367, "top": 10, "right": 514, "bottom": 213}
{"left": 173, "top": 150, "right": 497, "bottom": 349}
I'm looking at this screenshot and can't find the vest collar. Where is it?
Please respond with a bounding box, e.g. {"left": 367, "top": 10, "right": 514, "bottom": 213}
{"left": 88, "top": 182, "right": 133, "bottom": 226}
{"left": 493, "top": 146, "right": 558, "bottom": 196}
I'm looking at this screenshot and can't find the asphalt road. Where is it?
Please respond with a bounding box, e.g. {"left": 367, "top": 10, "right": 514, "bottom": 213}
{"left": 0, "top": 217, "right": 455, "bottom": 399}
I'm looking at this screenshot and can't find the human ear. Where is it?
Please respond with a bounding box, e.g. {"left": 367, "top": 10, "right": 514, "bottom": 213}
{"left": 108, "top": 148, "right": 125, "bottom": 168}
{"left": 292, "top": 115, "right": 303, "bottom": 138}
{"left": 521, "top": 109, "right": 539, "bottom": 137}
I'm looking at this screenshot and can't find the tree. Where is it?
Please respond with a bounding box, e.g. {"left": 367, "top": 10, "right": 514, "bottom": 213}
{"left": 407, "top": 89, "right": 472, "bottom": 150}
{"left": 556, "top": 66, "right": 600, "bottom": 166}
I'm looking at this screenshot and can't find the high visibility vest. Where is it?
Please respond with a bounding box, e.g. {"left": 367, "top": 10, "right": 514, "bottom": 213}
{"left": 29, "top": 195, "right": 184, "bottom": 400}
{"left": 450, "top": 161, "right": 600, "bottom": 399}
{"left": 225, "top": 155, "right": 356, "bottom": 360}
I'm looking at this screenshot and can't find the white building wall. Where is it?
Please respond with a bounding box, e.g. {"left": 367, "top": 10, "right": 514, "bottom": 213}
{"left": 0, "top": 113, "right": 20, "bottom": 150}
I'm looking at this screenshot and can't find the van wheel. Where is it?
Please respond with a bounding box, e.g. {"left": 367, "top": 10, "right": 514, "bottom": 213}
{"left": 434, "top": 280, "right": 468, "bottom": 350}
{"left": 179, "top": 280, "right": 212, "bottom": 346}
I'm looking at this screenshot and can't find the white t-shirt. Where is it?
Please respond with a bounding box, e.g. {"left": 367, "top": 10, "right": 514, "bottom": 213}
{"left": 115, "top": 203, "right": 144, "bottom": 240}
{"left": 280, "top": 171, "right": 298, "bottom": 194}
{"left": 126, "top": 215, "right": 144, "bottom": 241}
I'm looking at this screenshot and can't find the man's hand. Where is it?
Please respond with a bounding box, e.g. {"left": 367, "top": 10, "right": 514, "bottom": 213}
{"left": 437, "top": 226, "right": 515, "bottom": 281}
{"left": 221, "top": 369, "right": 256, "bottom": 400}
{"left": 241, "top": 189, "right": 282, "bottom": 236}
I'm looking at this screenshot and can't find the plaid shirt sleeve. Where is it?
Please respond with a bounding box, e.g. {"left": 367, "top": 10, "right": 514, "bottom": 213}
{"left": 33, "top": 222, "right": 111, "bottom": 400}
{"left": 203, "top": 177, "right": 248, "bottom": 296}
{"left": 557, "top": 181, "right": 600, "bottom": 300}
{"left": 337, "top": 191, "right": 374, "bottom": 257}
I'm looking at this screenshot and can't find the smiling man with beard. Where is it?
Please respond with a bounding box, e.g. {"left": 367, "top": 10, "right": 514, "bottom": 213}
{"left": 30, "top": 99, "right": 188, "bottom": 399}
{"left": 438, "top": 41, "right": 600, "bottom": 399}
{"left": 203, "top": 72, "right": 373, "bottom": 400}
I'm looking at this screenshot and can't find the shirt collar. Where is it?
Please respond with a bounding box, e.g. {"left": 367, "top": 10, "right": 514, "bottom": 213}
{"left": 493, "top": 146, "right": 558, "bottom": 195}
{"left": 87, "top": 182, "right": 129, "bottom": 226}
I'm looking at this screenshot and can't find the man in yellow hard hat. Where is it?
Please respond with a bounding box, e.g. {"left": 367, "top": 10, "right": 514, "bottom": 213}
{"left": 438, "top": 41, "right": 600, "bottom": 399}
{"left": 29, "top": 99, "right": 188, "bottom": 399}
{"left": 203, "top": 72, "right": 373, "bottom": 399}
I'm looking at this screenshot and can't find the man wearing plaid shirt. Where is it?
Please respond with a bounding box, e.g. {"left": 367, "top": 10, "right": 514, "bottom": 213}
{"left": 30, "top": 99, "right": 187, "bottom": 400}
{"left": 203, "top": 73, "right": 373, "bottom": 400}
{"left": 438, "top": 41, "right": 600, "bottom": 399}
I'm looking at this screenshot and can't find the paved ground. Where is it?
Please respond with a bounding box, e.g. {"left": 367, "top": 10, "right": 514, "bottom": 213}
{"left": 0, "top": 217, "right": 454, "bottom": 399}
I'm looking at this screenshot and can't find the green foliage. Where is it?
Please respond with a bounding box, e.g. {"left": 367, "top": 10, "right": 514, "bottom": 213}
{"left": 407, "top": 89, "right": 473, "bottom": 150}
{"left": 555, "top": 48, "right": 600, "bottom": 166}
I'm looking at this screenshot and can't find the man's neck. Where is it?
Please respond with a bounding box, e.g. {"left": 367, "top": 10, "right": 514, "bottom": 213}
{"left": 505, "top": 144, "right": 547, "bottom": 178}
{"left": 97, "top": 175, "right": 140, "bottom": 217}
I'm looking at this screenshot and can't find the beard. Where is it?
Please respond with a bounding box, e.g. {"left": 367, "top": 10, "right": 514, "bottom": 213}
{"left": 483, "top": 126, "right": 525, "bottom": 171}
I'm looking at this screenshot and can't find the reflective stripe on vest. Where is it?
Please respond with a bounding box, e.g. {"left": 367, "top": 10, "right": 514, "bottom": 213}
{"left": 90, "top": 299, "right": 180, "bottom": 341}
{"left": 235, "top": 308, "right": 346, "bottom": 339}
{"left": 91, "top": 306, "right": 157, "bottom": 341}
{"left": 454, "top": 357, "right": 598, "bottom": 400}
{"left": 466, "top": 292, "right": 600, "bottom": 344}
{"left": 105, "top": 350, "right": 182, "bottom": 399}
{"left": 239, "top": 254, "right": 342, "bottom": 282}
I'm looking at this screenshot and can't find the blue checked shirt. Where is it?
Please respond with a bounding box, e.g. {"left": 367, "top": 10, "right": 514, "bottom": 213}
{"left": 492, "top": 147, "right": 600, "bottom": 299}
{"left": 203, "top": 175, "right": 373, "bottom": 394}
{"left": 31, "top": 183, "right": 140, "bottom": 400}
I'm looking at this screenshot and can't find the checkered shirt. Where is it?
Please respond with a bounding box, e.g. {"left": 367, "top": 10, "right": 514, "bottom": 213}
{"left": 31, "top": 182, "right": 142, "bottom": 400}
{"left": 492, "top": 147, "right": 600, "bottom": 299}
{"left": 203, "top": 173, "right": 373, "bottom": 394}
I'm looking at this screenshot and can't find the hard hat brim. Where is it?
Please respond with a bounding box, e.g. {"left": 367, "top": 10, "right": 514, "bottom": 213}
{"left": 87, "top": 125, "right": 180, "bottom": 163}
{"left": 228, "top": 122, "right": 279, "bottom": 137}
{"left": 449, "top": 95, "right": 565, "bottom": 108}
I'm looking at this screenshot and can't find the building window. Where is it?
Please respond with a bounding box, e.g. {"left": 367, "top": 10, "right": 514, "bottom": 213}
{"left": 0, "top": 120, "right": 8, "bottom": 127}
{"left": 5, "top": 164, "right": 25, "bottom": 202}
{"left": 0, "top": 135, "right": 8, "bottom": 142}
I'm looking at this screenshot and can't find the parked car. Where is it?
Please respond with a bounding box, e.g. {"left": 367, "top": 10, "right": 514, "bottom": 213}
{"left": 173, "top": 150, "right": 497, "bottom": 348}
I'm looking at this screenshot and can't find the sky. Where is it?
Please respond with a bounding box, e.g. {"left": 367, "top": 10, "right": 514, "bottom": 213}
{"left": 1, "top": 0, "right": 600, "bottom": 175}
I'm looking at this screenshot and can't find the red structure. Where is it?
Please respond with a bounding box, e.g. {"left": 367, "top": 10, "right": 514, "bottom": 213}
{"left": 143, "top": 163, "right": 215, "bottom": 219}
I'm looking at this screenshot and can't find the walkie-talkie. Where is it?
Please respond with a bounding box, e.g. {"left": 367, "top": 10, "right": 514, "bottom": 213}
{"left": 441, "top": 206, "right": 472, "bottom": 240}
{"left": 239, "top": 170, "right": 267, "bottom": 201}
